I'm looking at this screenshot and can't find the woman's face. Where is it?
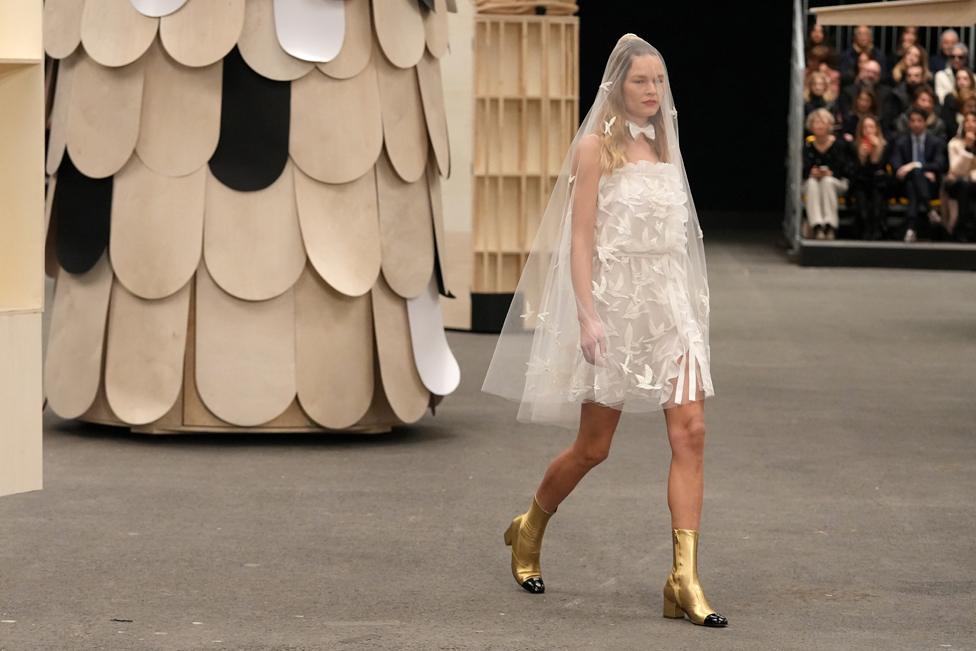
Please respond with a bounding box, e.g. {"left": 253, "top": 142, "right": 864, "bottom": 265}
{"left": 904, "top": 45, "right": 921, "bottom": 66}
{"left": 810, "top": 116, "right": 829, "bottom": 137}
{"left": 810, "top": 24, "right": 824, "bottom": 45}
{"left": 811, "top": 75, "right": 827, "bottom": 96}
{"left": 900, "top": 30, "right": 917, "bottom": 49}
{"left": 956, "top": 69, "right": 973, "bottom": 91}
{"left": 855, "top": 91, "right": 872, "bottom": 113}
{"left": 862, "top": 118, "right": 878, "bottom": 137}
{"left": 916, "top": 92, "right": 935, "bottom": 113}
{"left": 964, "top": 114, "right": 976, "bottom": 134}
{"left": 622, "top": 54, "right": 663, "bottom": 123}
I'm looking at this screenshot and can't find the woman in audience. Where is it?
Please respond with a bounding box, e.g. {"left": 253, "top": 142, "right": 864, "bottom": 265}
{"left": 807, "top": 44, "right": 842, "bottom": 100}
{"left": 895, "top": 86, "right": 947, "bottom": 139}
{"left": 941, "top": 68, "right": 975, "bottom": 140}
{"left": 804, "top": 70, "right": 838, "bottom": 118}
{"left": 891, "top": 44, "right": 931, "bottom": 85}
{"left": 841, "top": 88, "right": 877, "bottom": 140}
{"left": 848, "top": 115, "right": 890, "bottom": 240}
{"left": 891, "top": 27, "right": 919, "bottom": 76}
{"left": 945, "top": 111, "right": 976, "bottom": 242}
{"left": 803, "top": 108, "right": 851, "bottom": 240}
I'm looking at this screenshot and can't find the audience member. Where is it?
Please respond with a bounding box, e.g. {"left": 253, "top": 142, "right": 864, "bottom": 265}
{"left": 840, "top": 59, "right": 889, "bottom": 116}
{"left": 884, "top": 63, "right": 925, "bottom": 135}
{"left": 895, "top": 87, "right": 947, "bottom": 139}
{"left": 941, "top": 68, "right": 975, "bottom": 139}
{"left": 804, "top": 70, "right": 838, "bottom": 118}
{"left": 841, "top": 25, "right": 887, "bottom": 86}
{"left": 803, "top": 108, "right": 851, "bottom": 240}
{"left": 944, "top": 111, "right": 976, "bottom": 242}
{"left": 807, "top": 44, "right": 842, "bottom": 99}
{"left": 935, "top": 43, "right": 970, "bottom": 103}
{"left": 890, "top": 108, "right": 949, "bottom": 242}
{"left": 840, "top": 88, "right": 878, "bottom": 140}
{"left": 848, "top": 115, "right": 890, "bottom": 240}
{"left": 930, "top": 29, "right": 960, "bottom": 74}
{"left": 891, "top": 44, "right": 931, "bottom": 85}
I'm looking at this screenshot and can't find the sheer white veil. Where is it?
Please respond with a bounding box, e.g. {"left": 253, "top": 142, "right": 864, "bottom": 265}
{"left": 480, "top": 34, "right": 711, "bottom": 430}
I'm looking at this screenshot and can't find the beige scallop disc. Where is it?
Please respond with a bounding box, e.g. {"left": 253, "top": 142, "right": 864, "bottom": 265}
{"left": 290, "top": 65, "right": 383, "bottom": 184}
{"left": 295, "top": 267, "right": 374, "bottom": 428}
{"left": 371, "top": 275, "right": 430, "bottom": 424}
{"left": 426, "top": 162, "right": 454, "bottom": 294}
{"left": 44, "top": 0, "right": 85, "bottom": 59}
{"left": 375, "top": 152, "right": 434, "bottom": 300}
{"left": 44, "top": 255, "right": 114, "bottom": 419}
{"left": 294, "top": 166, "right": 380, "bottom": 297}
{"left": 104, "top": 279, "right": 191, "bottom": 425}
{"left": 80, "top": 0, "right": 158, "bottom": 68}
{"left": 195, "top": 263, "right": 297, "bottom": 427}
{"left": 317, "top": 0, "right": 371, "bottom": 80}
{"left": 46, "top": 52, "right": 78, "bottom": 175}
{"left": 416, "top": 51, "right": 451, "bottom": 178}
{"left": 238, "top": 0, "right": 314, "bottom": 82}
{"left": 159, "top": 0, "right": 245, "bottom": 67}
{"left": 136, "top": 40, "right": 222, "bottom": 177}
{"left": 203, "top": 162, "right": 306, "bottom": 302}
{"left": 65, "top": 52, "right": 145, "bottom": 179}
{"left": 372, "top": 0, "right": 425, "bottom": 69}
{"left": 44, "top": 177, "right": 60, "bottom": 279}
{"left": 376, "top": 49, "right": 429, "bottom": 183}
{"left": 111, "top": 157, "right": 205, "bottom": 300}
{"left": 423, "top": 0, "right": 449, "bottom": 58}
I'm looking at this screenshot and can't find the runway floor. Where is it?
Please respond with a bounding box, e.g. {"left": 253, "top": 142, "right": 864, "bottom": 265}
{"left": 2, "top": 228, "right": 974, "bottom": 650}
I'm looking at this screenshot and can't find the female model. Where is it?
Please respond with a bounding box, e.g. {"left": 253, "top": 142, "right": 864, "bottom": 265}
{"left": 482, "top": 34, "right": 728, "bottom": 628}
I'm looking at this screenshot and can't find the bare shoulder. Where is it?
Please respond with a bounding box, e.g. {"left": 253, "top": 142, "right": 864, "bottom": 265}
{"left": 577, "top": 133, "right": 601, "bottom": 158}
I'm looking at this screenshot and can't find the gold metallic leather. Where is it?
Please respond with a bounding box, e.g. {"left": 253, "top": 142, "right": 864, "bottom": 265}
{"left": 503, "top": 495, "right": 553, "bottom": 585}
{"left": 662, "top": 528, "right": 722, "bottom": 625}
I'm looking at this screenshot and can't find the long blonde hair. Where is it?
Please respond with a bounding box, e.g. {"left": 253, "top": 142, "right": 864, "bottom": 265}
{"left": 594, "top": 36, "right": 670, "bottom": 173}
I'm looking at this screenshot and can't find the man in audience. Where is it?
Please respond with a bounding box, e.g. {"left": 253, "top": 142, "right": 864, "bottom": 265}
{"left": 840, "top": 58, "right": 889, "bottom": 116}
{"left": 841, "top": 25, "right": 887, "bottom": 86}
{"left": 930, "top": 29, "right": 960, "bottom": 74}
{"left": 884, "top": 63, "right": 925, "bottom": 136}
{"left": 935, "top": 43, "right": 970, "bottom": 103}
{"left": 891, "top": 108, "right": 949, "bottom": 242}
{"left": 895, "top": 87, "right": 947, "bottom": 139}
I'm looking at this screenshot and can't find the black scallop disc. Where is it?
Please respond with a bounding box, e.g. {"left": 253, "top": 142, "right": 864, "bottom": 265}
{"left": 52, "top": 154, "right": 113, "bottom": 275}
{"left": 209, "top": 46, "right": 291, "bottom": 192}
{"left": 419, "top": 0, "right": 435, "bottom": 10}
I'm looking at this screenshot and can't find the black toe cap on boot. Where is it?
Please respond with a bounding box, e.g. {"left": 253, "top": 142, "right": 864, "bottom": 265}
{"left": 703, "top": 613, "right": 728, "bottom": 627}
{"left": 520, "top": 577, "right": 545, "bottom": 594}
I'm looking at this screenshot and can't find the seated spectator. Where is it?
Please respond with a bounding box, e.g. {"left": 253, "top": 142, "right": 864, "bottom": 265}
{"left": 840, "top": 58, "right": 889, "bottom": 117}
{"left": 930, "top": 29, "right": 960, "bottom": 74}
{"left": 935, "top": 44, "right": 970, "bottom": 103}
{"left": 841, "top": 25, "right": 887, "bottom": 87}
{"left": 848, "top": 115, "right": 890, "bottom": 240}
{"left": 891, "top": 44, "right": 931, "bottom": 85}
{"left": 893, "top": 26, "right": 918, "bottom": 61}
{"left": 895, "top": 87, "right": 946, "bottom": 140}
{"left": 841, "top": 88, "right": 878, "bottom": 140}
{"left": 941, "top": 68, "right": 975, "bottom": 139}
{"left": 803, "top": 108, "right": 851, "bottom": 240}
{"left": 890, "top": 108, "right": 949, "bottom": 242}
{"left": 883, "top": 63, "right": 925, "bottom": 136}
{"left": 945, "top": 111, "right": 976, "bottom": 242}
{"left": 804, "top": 70, "right": 838, "bottom": 118}
{"left": 806, "top": 44, "right": 841, "bottom": 100}
{"left": 806, "top": 23, "right": 835, "bottom": 62}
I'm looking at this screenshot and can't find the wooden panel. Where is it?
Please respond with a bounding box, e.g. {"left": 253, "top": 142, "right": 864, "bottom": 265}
{"left": 80, "top": 0, "right": 157, "bottom": 68}
{"left": 373, "top": 0, "right": 425, "bottom": 69}
{"left": 136, "top": 39, "right": 222, "bottom": 177}
{"left": 416, "top": 51, "right": 451, "bottom": 178}
{"left": 238, "top": 0, "right": 314, "bottom": 82}
{"left": 194, "top": 264, "right": 296, "bottom": 427}
{"left": 375, "top": 152, "right": 434, "bottom": 300}
{"left": 295, "top": 267, "right": 374, "bottom": 428}
{"left": 203, "top": 162, "right": 306, "bottom": 302}
{"left": 104, "top": 279, "right": 190, "bottom": 425}
{"left": 0, "top": 312, "right": 42, "bottom": 497}
{"left": 376, "top": 47, "right": 428, "bottom": 183}
{"left": 423, "top": 0, "right": 449, "bottom": 58}
{"left": 46, "top": 52, "right": 76, "bottom": 175}
{"left": 290, "top": 63, "right": 383, "bottom": 184}
{"left": 371, "top": 275, "right": 429, "bottom": 424}
{"left": 294, "top": 166, "right": 380, "bottom": 297}
{"left": 44, "top": 255, "right": 113, "bottom": 419}
{"left": 110, "top": 157, "right": 205, "bottom": 300}
{"left": 42, "top": 0, "right": 84, "bottom": 60}
{"left": 810, "top": 0, "right": 976, "bottom": 26}
{"left": 0, "top": 64, "right": 44, "bottom": 311}
{"left": 159, "top": 0, "right": 245, "bottom": 67}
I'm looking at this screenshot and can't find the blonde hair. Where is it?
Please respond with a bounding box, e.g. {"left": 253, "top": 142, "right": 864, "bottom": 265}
{"left": 805, "top": 107, "right": 835, "bottom": 131}
{"left": 593, "top": 36, "right": 670, "bottom": 173}
{"left": 804, "top": 70, "right": 836, "bottom": 102}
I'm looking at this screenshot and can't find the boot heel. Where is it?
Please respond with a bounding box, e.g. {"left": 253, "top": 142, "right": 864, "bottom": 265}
{"left": 662, "top": 597, "right": 684, "bottom": 619}
{"left": 503, "top": 517, "right": 520, "bottom": 547}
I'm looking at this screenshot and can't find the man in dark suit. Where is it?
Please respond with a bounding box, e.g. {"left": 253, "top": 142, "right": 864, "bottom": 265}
{"left": 890, "top": 108, "right": 949, "bottom": 242}
{"left": 840, "top": 25, "right": 888, "bottom": 87}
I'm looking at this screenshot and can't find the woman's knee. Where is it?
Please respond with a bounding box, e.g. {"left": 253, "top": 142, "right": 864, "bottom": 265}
{"left": 670, "top": 417, "right": 706, "bottom": 455}
{"left": 572, "top": 441, "right": 611, "bottom": 468}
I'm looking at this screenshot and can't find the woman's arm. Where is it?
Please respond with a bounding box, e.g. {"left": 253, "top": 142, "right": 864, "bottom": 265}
{"left": 569, "top": 134, "right": 605, "bottom": 363}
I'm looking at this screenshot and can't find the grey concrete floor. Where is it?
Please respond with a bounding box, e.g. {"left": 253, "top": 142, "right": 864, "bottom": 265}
{"left": 2, "top": 230, "right": 975, "bottom": 651}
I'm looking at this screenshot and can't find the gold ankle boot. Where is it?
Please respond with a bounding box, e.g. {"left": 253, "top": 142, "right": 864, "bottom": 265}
{"left": 502, "top": 495, "right": 554, "bottom": 594}
{"left": 662, "top": 528, "right": 728, "bottom": 627}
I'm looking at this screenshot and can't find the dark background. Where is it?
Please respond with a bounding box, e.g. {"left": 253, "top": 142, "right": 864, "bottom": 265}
{"left": 577, "top": 1, "right": 794, "bottom": 224}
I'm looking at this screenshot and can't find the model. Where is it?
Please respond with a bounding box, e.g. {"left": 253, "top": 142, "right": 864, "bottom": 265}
{"left": 482, "top": 34, "right": 727, "bottom": 627}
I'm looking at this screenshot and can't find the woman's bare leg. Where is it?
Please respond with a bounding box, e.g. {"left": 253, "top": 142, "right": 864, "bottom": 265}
{"left": 534, "top": 400, "right": 623, "bottom": 512}
{"left": 663, "top": 356, "right": 707, "bottom": 530}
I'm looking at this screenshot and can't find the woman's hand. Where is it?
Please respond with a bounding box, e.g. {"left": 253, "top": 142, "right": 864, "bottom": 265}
{"left": 579, "top": 317, "right": 607, "bottom": 365}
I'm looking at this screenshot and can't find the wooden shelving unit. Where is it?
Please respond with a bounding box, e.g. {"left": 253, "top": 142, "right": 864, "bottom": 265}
{"left": 472, "top": 13, "right": 579, "bottom": 294}
{"left": 0, "top": 0, "right": 44, "bottom": 497}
